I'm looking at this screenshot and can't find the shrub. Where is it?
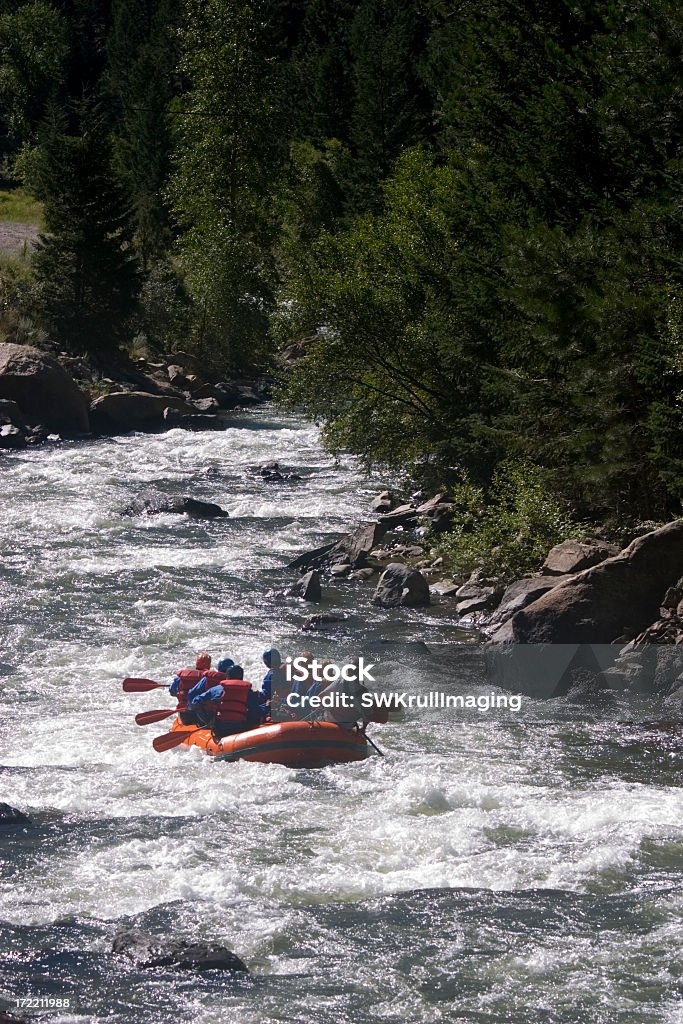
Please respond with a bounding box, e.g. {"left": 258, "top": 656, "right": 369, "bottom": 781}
{"left": 437, "top": 460, "right": 584, "bottom": 582}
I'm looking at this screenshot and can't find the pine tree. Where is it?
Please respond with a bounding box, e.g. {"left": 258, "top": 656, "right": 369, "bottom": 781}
{"left": 106, "top": 0, "right": 181, "bottom": 267}
{"left": 31, "top": 103, "right": 139, "bottom": 352}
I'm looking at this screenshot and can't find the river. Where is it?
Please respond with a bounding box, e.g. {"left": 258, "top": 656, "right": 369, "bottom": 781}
{"left": 1, "top": 408, "right": 682, "bottom": 1023}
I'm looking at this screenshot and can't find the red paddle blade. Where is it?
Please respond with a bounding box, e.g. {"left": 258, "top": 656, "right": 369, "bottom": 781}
{"left": 153, "top": 729, "right": 198, "bottom": 752}
{"left": 135, "top": 709, "right": 176, "bottom": 726}
{"left": 122, "top": 678, "right": 166, "bottom": 692}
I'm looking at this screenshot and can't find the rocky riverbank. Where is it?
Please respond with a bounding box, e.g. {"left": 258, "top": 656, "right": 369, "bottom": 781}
{"left": 0, "top": 341, "right": 268, "bottom": 449}
{"left": 286, "top": 489, "right": 683, "bottom": 700}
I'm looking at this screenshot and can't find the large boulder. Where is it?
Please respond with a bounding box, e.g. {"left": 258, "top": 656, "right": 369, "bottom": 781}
{"left": 112, "top": 929, "right": 248, "bottom": 973}
{"left": 90, "top": 392, "right": 196, "bottom": 434}
{"left": 373, "top": 563, "right": 430, "bottom": 608}
{"left": 542, "top": 540, "right": 618, "bottom": 576}
{"left": 512, "top": 520, "right": 683, "bottom": 644}
{"left": 0, "top": 342, "right": 89, "bottom": 432}
{"left": 487, "top": 575, "right": 573, "bottom": 626}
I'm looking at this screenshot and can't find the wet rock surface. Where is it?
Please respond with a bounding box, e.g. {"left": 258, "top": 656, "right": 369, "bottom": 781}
{"left": 112, "top": 929, "right": 248, "bottom": 973}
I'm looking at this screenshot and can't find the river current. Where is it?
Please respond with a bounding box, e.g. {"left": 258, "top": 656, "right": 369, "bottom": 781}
{"left": 1, "top": 409, "right": 682, "bottom": 1023}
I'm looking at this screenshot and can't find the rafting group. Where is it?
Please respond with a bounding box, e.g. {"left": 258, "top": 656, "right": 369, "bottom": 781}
{"left": 122, "top": 648, "right": 388, "bottom": 768}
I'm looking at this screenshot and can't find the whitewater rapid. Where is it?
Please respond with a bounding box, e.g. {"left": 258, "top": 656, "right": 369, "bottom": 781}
{"left": 1, "top": 410, "right": 682, "bottom": 1023}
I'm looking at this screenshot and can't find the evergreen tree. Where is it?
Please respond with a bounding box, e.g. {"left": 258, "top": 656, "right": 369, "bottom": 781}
{"left": 106, "top": 0, "right": 181, "bottom": 267}
{"left": 348, "top": 0, "right": 432, "bottom": 210}
{"left": 31, "top": 103, "right": 139, "bottom": 352}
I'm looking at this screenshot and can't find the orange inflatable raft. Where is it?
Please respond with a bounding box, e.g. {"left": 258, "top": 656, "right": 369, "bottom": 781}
{"left": 170, "top": 717, "right": 369, "bottom": 768}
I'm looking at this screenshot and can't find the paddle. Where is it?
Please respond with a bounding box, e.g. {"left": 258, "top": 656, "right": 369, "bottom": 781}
{"left": 152, "top": 728, "right": 201, "bottom": 752}
{"left": 363, "top": 732, "right": 385, "bottom": 758}
{"left": 135, "top": 708, "right": 176, "bottom": 726}
{"left": 122, "top": 678, "right": 169, "bottom": 693}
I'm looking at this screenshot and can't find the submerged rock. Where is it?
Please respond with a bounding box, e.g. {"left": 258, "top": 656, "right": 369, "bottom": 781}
{"left": 0, "top": 802, "right": 32, "bottom": 828}
{"left": 112, "top": 929, "right": 248, "bottom": 973}
{"left": 122, "top": 496, "right": 229, "bottom": 518}
{"left": 302, "top": 612, "right": 347, "bottom": 630}
{"left": 373, "top": 564, "right": 430, "bottom": 608}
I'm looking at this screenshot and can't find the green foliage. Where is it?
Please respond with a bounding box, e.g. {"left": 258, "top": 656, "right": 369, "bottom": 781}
{"left": 168, "top": 0, "right": 287, "bottom": 369}
{"left": 106, "top": 0, "right": 181, "bottom": 267}
{"left": 276, "top": 146, "right": 503, "bottom": 478}
{"left": 30, "top": 104, "right": 139, "bottom": 352}
{"left": 135, "top": 257, "right": 190, "bottom": 353}
{"left": 437, "top": 462, "right": 584, "bottom": 582}
{"left": 0, "top": 1, "right": 69, "bottom": 164}
{"left": 0, "top": 249, "right": 42, "bottom": 344}
{"left": 0, "top": 184, "right": 41, "bottom": 224}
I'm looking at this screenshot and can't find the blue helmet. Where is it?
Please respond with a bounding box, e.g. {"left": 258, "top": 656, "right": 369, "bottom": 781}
{"left": 217, "top": 657, "right": 235, "bottom": 674}
{"left": 263, "top": 647, "right": 281, "bottom": 668}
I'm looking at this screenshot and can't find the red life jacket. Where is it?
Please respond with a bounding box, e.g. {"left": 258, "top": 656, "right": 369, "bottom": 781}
{"left": 209, "top": 680, "right": 253, "bottom": 723}
{"left": 201, "top": 669, "right": 228, "bottom": 687}
{"left": 174, "top": 668, "right": 205, "bottom": 711}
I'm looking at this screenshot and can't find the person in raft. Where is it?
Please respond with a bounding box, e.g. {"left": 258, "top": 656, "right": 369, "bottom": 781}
{"left": 169, "top": 653, "right": 234, "bottom": 726}
{"left": 259, "top": 647, "right": 287, "bottom": 704}
{"left": 317, "top": 659, "right": 389, "bottom": 730}
{"left": 190, "top": 664, "right": 263, "bottom": 739}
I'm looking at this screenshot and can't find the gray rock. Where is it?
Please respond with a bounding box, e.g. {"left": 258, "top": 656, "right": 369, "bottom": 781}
{"left": 378, "top": 503, "right": 419, "bottom": 528}
{"left": 0, "top": 397, "right": 26, "bottom": 428}
{"left": 122, "top": 496, "right": 229, "bottom": 518}
{"left": 0, "top": 802, "right": 31, "bottom": 827}
{"left": 512, "top": 521, "right": 683, "bottom": 644}
{"left": 373, "top": 563, "right": 430, "bottom": 608}
{"left": 0, "top": 342, "right": 89, "bottom": 432}
{"left": 302, "top": 612, "right": 347, "bottom": 630}
{"left": 192, "top": 397, "right": 220, "bottom": 414}
{"left": 369, "top": 490, "right": 394, "bottom": 513}
{"left": 112, "top": 929, "right": 248, "bottom": 973}
{"left": 0, "top": 423, "right": 26, "bottom": 449}
{"left": 287, "top": 541, "right": 338, "bottom": 571}
{"left": 424, "top": 503, "right": 455, "bottom": 533}
{"left": 455, "top": 582, "right": 503, "bottom": 616}
{"left": 542, "top": 540, "right": 618, "bottom": 576}
{"left": 430, "top": 580, "right": 460, "bottom": 597}
{"left": 163, "top": 407, "right": 223, "bottom": 430}
{"left": 349, "top": 567, "right": 377, "bottom": 580}
{"left": 321, "top": 522, "right": 386, "bottom": 569}
{"left": 488, "top": 576, "right": 573, "bottom": 626}
{"left": 330, "top": 563, "right": 351, "bottom": 576}
{"left": 564, "top": 668, "right": 617, "bottom": 704}
{"left": 415, "top": 493, "right": 446, "bottom": 514}
{"left": 287, "top": 569, "right": 322, "bottom": 602}
{"left": 90, "top": 392, "right": 196, "bottom": 433}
